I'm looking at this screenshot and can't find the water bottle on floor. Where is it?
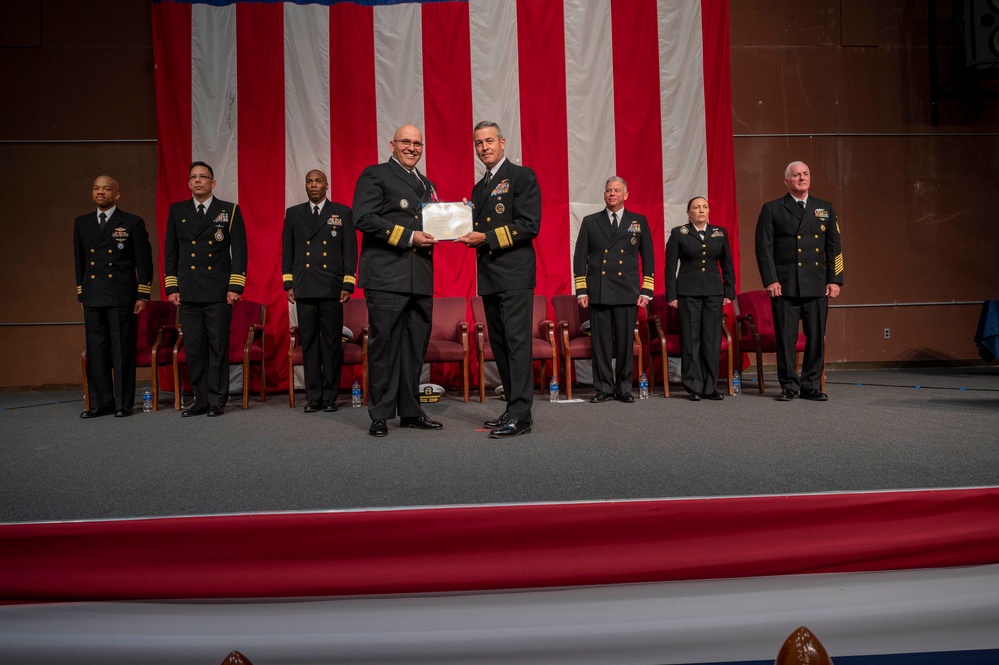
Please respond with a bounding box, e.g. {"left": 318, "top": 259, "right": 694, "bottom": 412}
{"left": 142, "top": 386, "right": 153, "bottom": 412}
{"left": 639, "top": 372, "right": 649, "bottom": 400}
{"left": 351, "top": 380, "right": 362, "bottom": 408}
{"left": 732, "top": 370, "right": 742, "bottom": 396}
{"left": 549, "top": 376, "right": 559, "bottom": 403}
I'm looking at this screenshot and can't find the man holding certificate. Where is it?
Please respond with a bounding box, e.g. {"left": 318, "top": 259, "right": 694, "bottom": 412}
{"left": 352, "top": 124, "right": 442, "bottom": 437}
{"left": 458, "top": 121, "right": 542, "bottom": 439}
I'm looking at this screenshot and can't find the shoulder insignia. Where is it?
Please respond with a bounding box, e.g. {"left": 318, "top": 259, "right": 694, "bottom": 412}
{"left": 679, "top": 226, "right": 689, "bottom": 234}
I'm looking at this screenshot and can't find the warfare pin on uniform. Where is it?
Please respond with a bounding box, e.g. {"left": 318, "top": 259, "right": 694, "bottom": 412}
{"left": 495, "top": 203, "right": 505, "bottom": 214}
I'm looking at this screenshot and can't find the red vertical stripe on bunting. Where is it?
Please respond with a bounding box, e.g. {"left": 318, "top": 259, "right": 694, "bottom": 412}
{"left": 329, "top": 2, "right": 376, "bottom": 389}
{"left": 329, "top": 3, "right": 377, "bottom": 213}
{"left": 236, "top": 4, "right": 287, "bottom": 392}
{"left": 699, "top": 0, "right": 739, "bottom": 289}
{"left": 422, "top": 2, "right": 476, "bottom": 389}
{"left": 422, "top": 1, "right": 475, "bottom": 300}
{"left": 610, "top": 0, "right": 666, "bottom": 297}
{"left": 151, "top": 1, "right": 193, "bottom": 300}
{"left": 517, "top": 0, "right": 571, "bottom": 302}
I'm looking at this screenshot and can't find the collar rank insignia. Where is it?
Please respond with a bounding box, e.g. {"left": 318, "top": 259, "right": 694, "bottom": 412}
{"left": 680, "top": 226, "right": 689, "bottom": 234}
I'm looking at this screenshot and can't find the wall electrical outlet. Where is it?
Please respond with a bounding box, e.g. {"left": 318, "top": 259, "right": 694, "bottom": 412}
{"left": 884, "top": 328, "right": 891, "bottom": 339}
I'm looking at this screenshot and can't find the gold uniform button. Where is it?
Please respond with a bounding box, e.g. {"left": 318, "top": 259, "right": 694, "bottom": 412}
{"left": 306, "top": 263, "right": 310, "bottom": 268}
{"left": 701, "top": 268, "right": 706, "bottom": 272}
{"left": 701, "top": 259, "right": 707, "bottom": 264}
{"left": 306, "top": 252, "right": 311, "bottom": 257}
{"left": 90, "top": 249, "right": 95, "bottom": 254}
{"left": 191, "top": 266, "right": 196, "bottom": 269}
{"left": 617, "top": 272, "right": 622, "bottom": 277}
{"left": 601, "top": 271, "right": 606, "bottom": 275}
{"left": 108, "top": 249, "right": 112, "bottom": 253}
{"left": 798, "top": 248, "right": 802, "bottom": 253}
{"left": 602, "top": 260, "right": 607, "bottom": 264}
{"left": 306, "top": 241, "right": 311, "bottom": 246}
{"left": 797, "top": 235, "right": 802, "bottom": 239}
{"left": 620, "top": 249, "right": 625, "bottom": 253}
{"left": 797, "top": 262, "right": 802, "bottom": 267}
{"left": 207, "top": 266, "right": 212, "bottom": 271}
{"left": 619, "top": 260, "right": 623, "bottom": 265}
{"left": 91, "top": 275, "right": 95, "bottom": 279}
{"left": 815, "top": 248, "right": 820, "bottom": 253}
{"left": 90, "top": 262, "right": 95, "bottom": 266}
{"left": 488, "top": 251, "right": 493, "bottom": 256}
{"left": 702, "top": 251, "right": 707, "bottom": 256}
{"left": 486, "top": 217, "right": 491, "bottom": 222}
{"left": 207, "top": 253, "right": 212, "bottom": 258}
{"left": 192, "top": 241, "right": 196, "bottom": 245}
{"left": 191, "top": 253, "right": 196, "bottom": 257}
{"left": 604, "top": 249, "right": 609, "bottom": 254}
{"left": 323, "top": 264, "right": 327, "bottom": 269}
{"left": 323, "top": 240, "right": 327, "bottom": 245}
{"left": 701, "top": 244, "right": 706, "bottom": 249}
{"left": 815, "top": 235, "right": 819, "bottom": 239}
{"left": 815, "top": 262, "right": 820, "bottom": 266}
{"left": 208, "top": 241, "right": 213, "bottom": 245}
{"left": 323, "top": 252, "right": 327, "bottom": 257}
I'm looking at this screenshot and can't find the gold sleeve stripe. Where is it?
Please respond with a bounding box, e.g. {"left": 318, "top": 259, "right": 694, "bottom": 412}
{"left": 137, "top": 284, "right": 152, "bottom": 294}
{"left": 642, "top": 276, "right": 655, "bottom": 290}
{"left": 230, "top": 275, "right": 246, "bottom": 285}
{"left": 76, "top": 286, "right": 83, "bottom": 294}
{"left": 496, "top": 226, "right": 513, "bottom": 249}
{"left": 343, "top": 275, "right": 357, "bottom": 285}
{"left": 573, "top": 276, "right": 587, "bottom": 288}
{"left": 388, "top": 225, "right": 405, "bottom": 247}
{"left": 282, "top": 273, "right": 293, "bottom": 282}
{"left": 834, "top": 254, "right": 844, "bottom": 275}
{"left": 164, "top": 276, "right": 178, "bottom": 287}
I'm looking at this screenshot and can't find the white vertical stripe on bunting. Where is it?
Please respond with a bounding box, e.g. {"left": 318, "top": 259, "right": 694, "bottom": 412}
{"left": 469, "top": 0, "right": 522, "bottom": 178}
{"left": 283, "top": 3, "right": 330, "bottom": 391}
{"left": 191, "top": 4, "right": 238, "bottom": 201}
{"left": 563, "top": 0, "right": 615, "bottom": 290}
{"left": 373, "top": 4, "right": 424, "bottom": 164}
{"left": 284, "top": 3, "right": 331, "bottom": 210}
{"left": 658, "top": 0, "right": 707, "bottom": 242}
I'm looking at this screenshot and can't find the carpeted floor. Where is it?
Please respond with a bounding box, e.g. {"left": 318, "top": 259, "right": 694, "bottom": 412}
{"left": 1, "top": 367, "right": 997, "bottom": 523}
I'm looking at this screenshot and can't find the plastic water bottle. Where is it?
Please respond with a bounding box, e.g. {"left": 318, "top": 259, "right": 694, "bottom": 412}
{"left": 639, "top": 372, "right": 649, "bottom": 400}
{"left": 142, "top": 386, "right": 153, "bottom": 412}
{"left": 351, "top": 380, "right": 362, "bottom": 408}
{"left": 549, "top": 376, "right": 559, "bottom": 403}
{"left": 732, "top": 370, "right": 742, "bottom": 396}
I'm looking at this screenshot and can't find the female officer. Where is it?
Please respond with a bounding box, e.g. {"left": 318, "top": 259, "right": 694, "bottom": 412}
{"left": 665, "top": 196, "right": 735, "bottom": 400}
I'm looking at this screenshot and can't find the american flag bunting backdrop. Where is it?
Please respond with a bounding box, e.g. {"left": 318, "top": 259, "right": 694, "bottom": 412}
{"left": 152, "top": 0, "right": 738, "bottom": 391}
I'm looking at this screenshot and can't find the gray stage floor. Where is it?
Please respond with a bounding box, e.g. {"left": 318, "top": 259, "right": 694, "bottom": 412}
{"left": 1, "top": 367, "right": 997, "bottom": 523}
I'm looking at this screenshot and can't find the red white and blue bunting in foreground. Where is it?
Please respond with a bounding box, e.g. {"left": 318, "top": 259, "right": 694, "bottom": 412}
{"left": 2, "top": 487, "right": 998, "bottom": 663}
{"left": 150, "top": 0, "right": 738, "bottom": 391}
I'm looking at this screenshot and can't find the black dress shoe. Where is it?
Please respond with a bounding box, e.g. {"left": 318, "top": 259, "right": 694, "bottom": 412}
{"left": 776, "top": 388, "right": 798, "bottom": 402}
{"left": 207, "top": 405, "right": 224, "bottom": 417}
{"left": 80, "top": 407, "right": 113, "bottom": 419}
{"left": 686, "top": 392, "right": 701, "bottom": 402}
{"left": 590, "top": 391, "right": 613, "bottom": 403}
{"left": 303, "top": 400, "right": 321, "bottom": 413}
{"left": 182, "top": 405, "right": 209, "bottom": 417}
{"left": 616, "top": 392, "right": 635, "bottom": 403}
{"left": 489, "top": 418, "right": 532, "bottom": 438}
{"left": 701, "top": 391, "right": 724, "bottom": 401}
{"left": 400, "top": 415, "right": 443, "bottom": 430}
{"left": 800, "top": 389, "right": 828, "bottom": 401}
{"left": 114, "top": 408, "right": 133, "bottom": 418}
{"left": 484, "top": 412, "right": 510, "bottom": 428}
{"left": 323, "top": 400, "right": 338, "bottom": 412}
{"left": 369, "top": 419, "right": 388, "bottom": 437}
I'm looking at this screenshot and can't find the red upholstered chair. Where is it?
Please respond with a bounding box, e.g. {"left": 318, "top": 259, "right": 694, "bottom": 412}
{"left": 470, "top": 295, "right": 558, "bottom": 403}
{"left": 287, "top": 296, "right": 369, "bottom": 408}
{"left": 552, "top": 294, "right": 643, "bottom": 400}
{"left": 173, "top": 299, "right": 266, "bottom": 410}
{"left": 81, "top": 300, "right": 178, "bottom": 412}
{"left": 424, "top": 297, "right": 470, "bottom": 402}
{"left": 647, "top": 296, "right": 733, "bottom": 398}
{"left": 735, "top": 290, "right": 824, "bottom": 394}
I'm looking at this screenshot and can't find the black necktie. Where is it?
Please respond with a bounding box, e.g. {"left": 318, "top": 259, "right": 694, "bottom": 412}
{"left": 313, "top": 205, "right": 320, "bottom": 222}
{"left": 197, "top": 203, "right": 206, "bottom": 223}
{"left": 797, "top": 200, "right": 805, "bottom": 211}
{"left": 98, "top": 212, "right": 107, "bottom": 231}
{"left": 611, "top": 212, "right": 618, "bottom": 231}
{"left": 413, "top": 170, "right": 425, "bottom": 193}
{"left": 484, "top": 170, "right": 492, "bottom": 188}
